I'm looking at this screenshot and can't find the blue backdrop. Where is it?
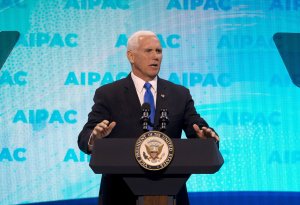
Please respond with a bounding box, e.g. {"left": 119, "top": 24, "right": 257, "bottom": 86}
{"left": 1, "top": 0, "right": 300, "bottom": 204}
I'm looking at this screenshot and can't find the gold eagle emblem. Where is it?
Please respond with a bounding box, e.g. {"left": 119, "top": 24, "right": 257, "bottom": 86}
{"left": 144, "top": 143, "right": 164, "bottom": 162}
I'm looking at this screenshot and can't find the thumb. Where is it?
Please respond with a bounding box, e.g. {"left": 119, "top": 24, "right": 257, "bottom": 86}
{"left": 193, "top": 124, "right": 205, "bottom": 139}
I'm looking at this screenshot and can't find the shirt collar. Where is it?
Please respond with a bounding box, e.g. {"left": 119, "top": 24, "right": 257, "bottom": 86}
{"left": 131, "top": 72, "right": 157, "bottom": 94}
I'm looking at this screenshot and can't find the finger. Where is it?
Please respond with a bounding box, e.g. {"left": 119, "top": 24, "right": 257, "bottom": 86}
{"left": 198, "top": 130, "right": 207, "bottom": 139}
{"left": 102, "top": 121, "right": 116, "bottom": 133}
{"left": 108, "top": 121, "right": 116, "bottom": 130}
{"left": 94, "top": 121, "right": 116, "bottom": 138}
{"left": 211, "top": 133, "right": 220, "bottom": 142}
{"left": 193, "top": 124, "right": 207, "bottom": 139}
{"left": 203, "top": 128, "right": 220, "bottom": 141}
{"left": 193, "top": 124, "right": 201, "bottom": 133}
{"left": 201, "top": 126, "right": 208, "bottom": 131}
{"left": 201, "top": 127, "right": 210, "bottom": 133}
{"left": 198, "top": 132, "right": 206, "bottom": 139}
{"left": 203, "top": 127, "right": 213, "bottom": 136}
{"left": 198, "top": 126, "right": 220, "bottom": 141}
{"left": 94, "top": 126, "right": 104, "bottom": 132}
{"left": 201, "top": 127, "right": 210, "bottom": 135}
{"left": 102, "top": 120, "right": 109, "bottom": 125}
{"left": 98, "top": 121, "right": 108, "bottom": 129}
{"left": 93, "top": 126, "right": 104, "bottom": 136}
{"left": 102, "top": 122, "right": 116, "bottom": 137}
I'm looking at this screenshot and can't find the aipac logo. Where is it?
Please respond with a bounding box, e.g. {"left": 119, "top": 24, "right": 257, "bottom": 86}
{"left": 166, "top": 0, "right": 232, "bottom": 11}
{"left": 64, "top": 0, "right": 129, "bottom": 10}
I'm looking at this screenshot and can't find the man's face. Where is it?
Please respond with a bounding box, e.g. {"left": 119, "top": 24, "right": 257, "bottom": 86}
{"left": 128, "top": 35, "right": 162, "bottom": 82}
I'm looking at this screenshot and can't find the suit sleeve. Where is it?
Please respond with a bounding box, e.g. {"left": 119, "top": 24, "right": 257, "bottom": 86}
{"left": 77, "top": 88, "right": 111, "bottom": 154}
{"left": 182, "top": 89, "right": 220, "bottom": 147}
{"left": 182, "top": 89, "right": 209, "bottom": 138}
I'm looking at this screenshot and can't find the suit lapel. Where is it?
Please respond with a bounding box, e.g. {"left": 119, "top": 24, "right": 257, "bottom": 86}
{"left": 123, "top": 75, "right": 142, "bottom": 119}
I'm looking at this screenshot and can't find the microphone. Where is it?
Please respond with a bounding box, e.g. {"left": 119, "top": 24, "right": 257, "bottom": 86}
{"left": 140, "top": 103, "right": 151, "bottom": 131}
{"left": 159, "top": 108, "right": 169, "bottom": 132}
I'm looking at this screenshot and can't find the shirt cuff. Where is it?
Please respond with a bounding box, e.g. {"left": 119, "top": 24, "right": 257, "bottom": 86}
{"left": 88, "top": 132, "right": 94, "bottom": 151}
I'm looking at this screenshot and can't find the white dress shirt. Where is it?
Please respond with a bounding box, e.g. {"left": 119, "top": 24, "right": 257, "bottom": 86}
{"left": 131, "top": 72, "right": 157, "bottom": 106}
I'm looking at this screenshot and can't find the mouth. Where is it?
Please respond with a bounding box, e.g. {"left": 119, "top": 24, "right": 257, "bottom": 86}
{"left": 149, "top": 63, "right": 158, "bottom": 68}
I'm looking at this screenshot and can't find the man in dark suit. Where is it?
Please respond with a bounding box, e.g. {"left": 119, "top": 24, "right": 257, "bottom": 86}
{"left": 78, "top": 31, "right": 219, "bottom": 205}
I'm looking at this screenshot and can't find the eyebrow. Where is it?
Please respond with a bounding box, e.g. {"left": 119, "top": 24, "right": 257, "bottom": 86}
{"left": 144, "top": 48, "right": 162, "bottom": 51}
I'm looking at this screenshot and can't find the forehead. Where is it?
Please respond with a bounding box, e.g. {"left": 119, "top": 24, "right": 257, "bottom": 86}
{"left": 138, "top": 35, "right": 162, "bottom": 48}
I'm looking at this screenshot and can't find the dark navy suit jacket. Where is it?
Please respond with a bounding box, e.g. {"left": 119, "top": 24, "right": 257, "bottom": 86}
{"left": 78, "top": 74, "right": 210, "bottom": 205}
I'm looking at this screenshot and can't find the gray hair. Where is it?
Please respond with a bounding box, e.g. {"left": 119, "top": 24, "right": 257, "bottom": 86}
{"left": 127, "top": 30, "right": 157, "bottom": 51}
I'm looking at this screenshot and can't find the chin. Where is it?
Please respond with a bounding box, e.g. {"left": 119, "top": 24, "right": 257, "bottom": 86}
{"left": 150, "top": 71, "right": 159, "bottom": 77}
{"left": 151, "top": 68, "right": 160, "bottom": 74}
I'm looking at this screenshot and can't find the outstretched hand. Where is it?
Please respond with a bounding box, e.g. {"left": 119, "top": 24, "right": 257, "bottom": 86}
{"left": 92, "top": 120, "right": 116, "bottom": 139}
{"left": 193, "top": 124, "right": 219, "bottom": 142}
{"left": 88, "top": 120, "right": 116, "bottom": 151}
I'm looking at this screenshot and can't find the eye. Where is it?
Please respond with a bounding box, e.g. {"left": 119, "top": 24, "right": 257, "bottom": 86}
{"left": 156, "top": 49, "right": 162, "bottom": 54}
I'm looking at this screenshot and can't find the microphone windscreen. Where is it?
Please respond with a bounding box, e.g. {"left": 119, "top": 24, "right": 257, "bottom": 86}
{"left": 142, "top": 103, "right": 150, "bottom": 110}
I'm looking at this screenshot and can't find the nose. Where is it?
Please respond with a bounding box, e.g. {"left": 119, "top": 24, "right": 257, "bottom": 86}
{"left": 152, "top": 51, "right": 161, "bottom": 61}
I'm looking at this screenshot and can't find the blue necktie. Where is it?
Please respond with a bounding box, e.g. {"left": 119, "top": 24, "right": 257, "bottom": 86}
{"left": 144, "top": 82, "right": 155, "bottom": 130}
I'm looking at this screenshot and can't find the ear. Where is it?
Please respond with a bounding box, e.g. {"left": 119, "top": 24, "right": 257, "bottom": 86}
{"left": 127, "top": 50, "right": 134, "bottom": 64}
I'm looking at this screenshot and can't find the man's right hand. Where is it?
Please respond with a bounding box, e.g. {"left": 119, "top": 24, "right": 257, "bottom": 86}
{"left": 88, "top": 120, "right": 116, "bottom": 151}
{"left": 92, "top": 120, "right": 116, "bottom": 139}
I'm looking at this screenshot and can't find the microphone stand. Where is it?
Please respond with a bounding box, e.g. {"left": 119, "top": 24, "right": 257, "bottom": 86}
{"left": 159, "top": 108, "right": 169, "bottom": 132}
{"left": 140, "top": 104, "right": 151, "bottom": 132}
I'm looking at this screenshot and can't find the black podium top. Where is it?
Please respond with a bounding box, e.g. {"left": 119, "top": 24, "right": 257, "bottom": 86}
{"left": 90, "top": 138, "right": 223, "bottom": 175}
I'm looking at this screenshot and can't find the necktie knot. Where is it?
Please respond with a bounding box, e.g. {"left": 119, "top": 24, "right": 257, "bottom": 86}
{"left": 144, "top": 82, "right": 152, "bottom": 90}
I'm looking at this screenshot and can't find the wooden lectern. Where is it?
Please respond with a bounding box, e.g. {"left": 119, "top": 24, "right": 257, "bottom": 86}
{"left": 90, "top": 138, "right": 223, "bottom": 205}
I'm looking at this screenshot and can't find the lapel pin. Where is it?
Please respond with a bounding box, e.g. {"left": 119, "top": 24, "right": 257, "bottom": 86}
{"left": 161, "top": 94, "right": 165, "bottom": 98}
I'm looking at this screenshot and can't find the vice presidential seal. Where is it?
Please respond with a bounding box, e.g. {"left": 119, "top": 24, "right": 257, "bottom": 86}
{"left": 135, "top": 131, "right": 174, "bottom": 171}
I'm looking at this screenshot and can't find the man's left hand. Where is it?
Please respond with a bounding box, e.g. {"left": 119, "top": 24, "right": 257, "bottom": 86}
{"left": 193, "top": 124, "right": 220, "bottom": 142}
